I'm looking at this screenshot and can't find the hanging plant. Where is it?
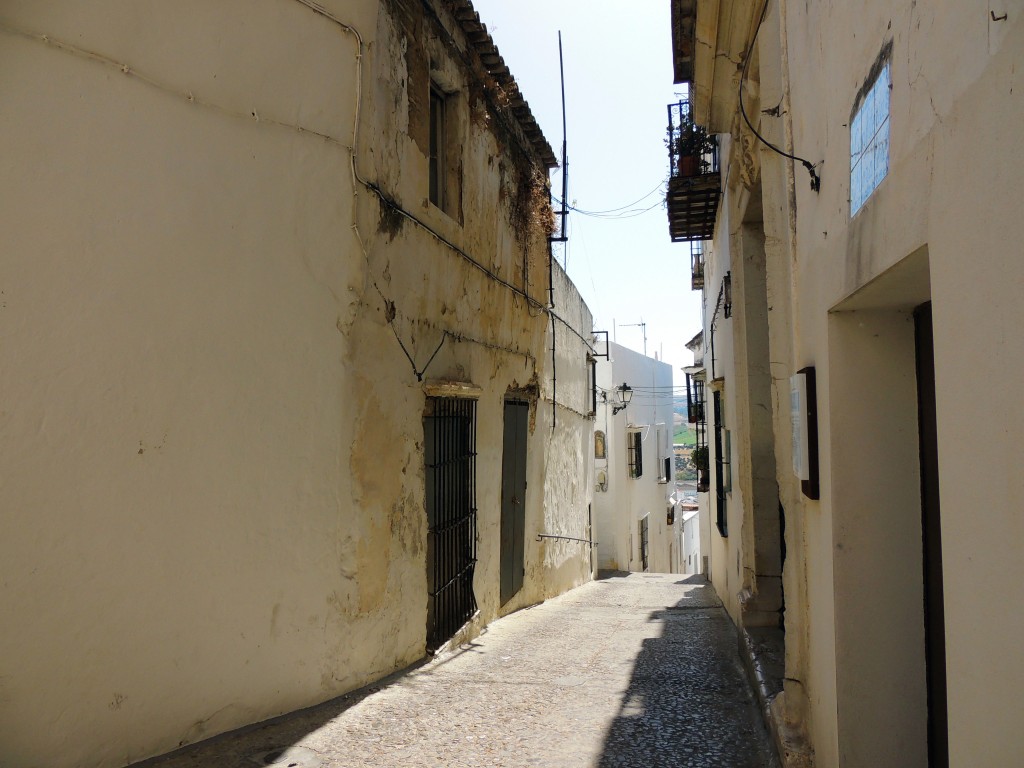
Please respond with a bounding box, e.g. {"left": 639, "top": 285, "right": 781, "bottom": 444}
{"left": 670, "top": 108, "right": 716, "bottom": 176}
{"left": 690, "top": 445, "right": 709, "bottom": 472}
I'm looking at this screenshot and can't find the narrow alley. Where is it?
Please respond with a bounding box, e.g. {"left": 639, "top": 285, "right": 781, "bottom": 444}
{"left": 138, "top": 574, "right": 778, "bottom": 768}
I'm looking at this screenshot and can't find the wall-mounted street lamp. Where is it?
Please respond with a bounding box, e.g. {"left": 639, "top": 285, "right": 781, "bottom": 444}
{"left": 612, "top": 383, "right": 633, "bottom": 415}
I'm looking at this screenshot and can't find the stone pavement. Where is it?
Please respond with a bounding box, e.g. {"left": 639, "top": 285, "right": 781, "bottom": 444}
{"left": 137, "top": 573, "right": 779, "bottom": 768}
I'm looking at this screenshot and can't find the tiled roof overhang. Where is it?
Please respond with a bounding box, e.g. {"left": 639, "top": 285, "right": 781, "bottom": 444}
{"left": 447, "top": 0, "right": 559, "bottom": 168}
{"left": 671, "top": 0, "right": 697, "bottom": 84}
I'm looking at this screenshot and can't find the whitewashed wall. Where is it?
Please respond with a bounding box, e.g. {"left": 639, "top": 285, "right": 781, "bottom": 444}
{"left": 593, "top": 343, "right": 675, "bottom": 573}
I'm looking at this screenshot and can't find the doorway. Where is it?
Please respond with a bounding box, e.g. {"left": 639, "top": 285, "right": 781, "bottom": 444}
{"left": 500, "top": 399, "right": 529, "bottom": 605}
{"left": 827, "top": 247, "right": 936, "bottom": 765}
{"left": 914, "top": 302, "right": 948, "bottom": 768}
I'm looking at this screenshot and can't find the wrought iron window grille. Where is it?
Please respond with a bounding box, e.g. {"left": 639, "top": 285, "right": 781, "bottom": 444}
{"left": 424, "top": 396, "right": 478, "bottom": 651}
{"left": 627, "top": 430, "right": 643, "bottom": 479}
{"left": 713, "top": 390, "right": 729, "bottom": 537}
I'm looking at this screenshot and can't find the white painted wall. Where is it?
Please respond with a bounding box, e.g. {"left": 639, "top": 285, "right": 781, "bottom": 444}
{"left": 592, "top": 343, "right": 675, "bottom": 573}
{"left": 781, "top": 5, "right": 1024, "bottom": 763}
{"left": 700, "top": 186, "right": 749, "bottom": 621}
{"left": 681, "top": 508, "right": 701, "bottom": 574}
{"left": 690, "top": 1, "right": 1024, "bottom": 765}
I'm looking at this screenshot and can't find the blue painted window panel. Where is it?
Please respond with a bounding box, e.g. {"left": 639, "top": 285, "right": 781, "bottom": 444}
{"left": 850, "top": 62, "right": 890, "bottom": 215}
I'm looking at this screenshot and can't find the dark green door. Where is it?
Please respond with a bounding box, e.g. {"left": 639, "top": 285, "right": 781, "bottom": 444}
{"left": 500, "top": 400, "right": 529, "bottom": 604}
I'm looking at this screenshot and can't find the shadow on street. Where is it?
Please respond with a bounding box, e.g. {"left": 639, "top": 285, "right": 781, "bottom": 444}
{"left": 595, "top": 575, "right": 778, "bottom": 768}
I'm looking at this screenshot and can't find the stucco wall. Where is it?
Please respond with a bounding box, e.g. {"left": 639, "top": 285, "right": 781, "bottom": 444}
{"left": 530, "top": 262, "right": 597, "bottom": 598}
{"left": 0, "top": 2, "right": 594, "bottom": 766}
{"left": 700, "top": 183, "right": 749, "bottom": 623}
{"left": 780, "top": 3, "right": 1024, "bottom": 766}
{"left": 593, "top": 343, "right": 676, "bottom": 574}
{"left": 689, "top": 0, "right": 1024, "bottom": 763}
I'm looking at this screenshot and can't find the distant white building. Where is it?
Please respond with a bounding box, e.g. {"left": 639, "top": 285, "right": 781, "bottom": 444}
{"left": 680, "top": 505, "right": 701, "bottom": 574}
{"left": 593, "top": 342, "right": 676, "bottom": 573}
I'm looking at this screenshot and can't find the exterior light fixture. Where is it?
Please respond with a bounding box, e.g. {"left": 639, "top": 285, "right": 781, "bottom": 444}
{"left": 612, "top": 383, "right": 633, "bottom": 415}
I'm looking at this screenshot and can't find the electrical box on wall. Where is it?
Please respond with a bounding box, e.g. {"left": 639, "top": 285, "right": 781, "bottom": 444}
{"left": 790, "top": 367, "right": 820, "bottom": 500}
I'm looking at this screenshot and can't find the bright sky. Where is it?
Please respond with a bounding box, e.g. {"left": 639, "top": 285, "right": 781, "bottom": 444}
{"left": 472, "top": 0, "right": 702, "bottom": 378}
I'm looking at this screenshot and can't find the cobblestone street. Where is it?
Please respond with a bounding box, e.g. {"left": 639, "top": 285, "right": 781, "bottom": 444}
{"left": 139, "top": 573, "right": 779, "bottom": 768}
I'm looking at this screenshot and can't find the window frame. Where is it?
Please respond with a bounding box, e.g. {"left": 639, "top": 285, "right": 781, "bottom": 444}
{"left": 639, "top": 515, "right": 650, "bottom": 572}
{"left": 713, "top": 390, "right": 729, "bottom": 537}
{"left": 428, "top": 84, "right": 448, "bottom": 211}
{"left": 627, "top": 429, "right": 643, "bottom": 479}
{"left": 587, "top": 357, "right": 597, "bottom": 417}
{"left": 656, "top": 424, "right": 670, "bottom": 484}
{"left": 850, "top": 60, "right": 891, "bottom": 215}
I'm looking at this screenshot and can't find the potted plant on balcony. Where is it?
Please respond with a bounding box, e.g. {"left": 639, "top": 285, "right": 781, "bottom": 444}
{"left": 691, "top": 446, "right": 710, "bottom": 492}
{"left": 675, "top": 113, "right": 714, "bottom": 177}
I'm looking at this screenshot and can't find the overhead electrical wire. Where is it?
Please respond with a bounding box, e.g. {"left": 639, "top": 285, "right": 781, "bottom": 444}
{"left": 552, "top": 196, "right": 664, "bottom": 220}
{"left": 552, "top": 181, "right": 666, "bottom": 216}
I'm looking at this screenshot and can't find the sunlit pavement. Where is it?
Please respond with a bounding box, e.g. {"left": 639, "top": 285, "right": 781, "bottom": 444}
{"left": 136, "top": 573, "right": 779, "bottom": 768}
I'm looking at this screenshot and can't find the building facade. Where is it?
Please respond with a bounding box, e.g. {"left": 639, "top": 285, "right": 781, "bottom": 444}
{"left": 593, "top": 342, "right": 677, "bottom": 574}
{"left": 670, "top": 0, "right": 1024, "bottom": 766}
{"left": 0, "top": 2, "right": 595, "bottom": 766}
{"left": 682, "top": 330, "right": 710, "bottom": 577}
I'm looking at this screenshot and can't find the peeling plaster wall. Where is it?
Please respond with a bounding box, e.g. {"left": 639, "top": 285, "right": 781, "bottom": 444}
{"left": 0, "top": 2, "right": 593, "bottom": 766}
{"left": 364, "top": 0, "right": 593, "bottom": 628}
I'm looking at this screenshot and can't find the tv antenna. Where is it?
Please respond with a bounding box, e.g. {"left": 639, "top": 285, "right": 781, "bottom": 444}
{"left": 620, "top": 321, "right": 648, "bottom": 357}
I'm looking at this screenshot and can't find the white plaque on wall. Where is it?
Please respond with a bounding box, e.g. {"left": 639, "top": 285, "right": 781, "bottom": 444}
{"left": 790, "top": 367, "right": 819, "bottom": 499}
{"left": 791, "top": 372, "right": 810, "bottom": 481}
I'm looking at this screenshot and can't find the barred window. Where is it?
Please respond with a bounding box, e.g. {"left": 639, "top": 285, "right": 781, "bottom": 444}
{"left": 424, "top": 396, "right": 478, "bottom": 650}
{"left": 639, "top": 516, "right": 650, "bottom": 572}
{"left": 627, "top": 430, "right": 643, "bottom": 479}
{"left": 713, "top": 390, "right": 730, "bottom": 537}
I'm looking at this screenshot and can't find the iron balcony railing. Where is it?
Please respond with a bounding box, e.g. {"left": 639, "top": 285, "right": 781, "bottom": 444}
{"left": 666, "top": 100, "right": 721, "bottom": 242}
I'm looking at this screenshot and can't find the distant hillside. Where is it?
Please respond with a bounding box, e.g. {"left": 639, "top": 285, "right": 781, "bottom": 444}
{"left": 672, "top": 396, "right": 695, "bottom": 445}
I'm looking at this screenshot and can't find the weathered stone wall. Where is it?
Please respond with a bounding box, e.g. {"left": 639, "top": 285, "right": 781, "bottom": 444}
{"left": 0, "top": 1, "right": 593, "bottom": 766}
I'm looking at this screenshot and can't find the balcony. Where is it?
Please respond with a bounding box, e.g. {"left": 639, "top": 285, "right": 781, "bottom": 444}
{"left": 666, "top": 100, "right": 720, "bottom": 242}
{"left": 690, "top": 241, "right": 704, "bottom": 290}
